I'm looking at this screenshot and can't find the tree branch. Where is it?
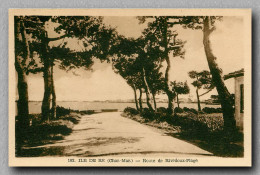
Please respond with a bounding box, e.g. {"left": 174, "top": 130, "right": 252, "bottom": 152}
{"left": 24, "top": 19, "right": 43, "bottom": 24}
{"left": 209, "top": 26, "right": 216, "bottom": 34}
{"left": 167, "top": 22, "right": 182, "bottom": 25}
{"left": 48, "top": 34, "right": 69, "bottom": 42}
{"left": 199, "top": 87, "right": 214, "bottom": 97}
{"left": 25, "top": 28, "right": 39, "bottom": 31}
{"left": 169, "top": 44, "right": 183, "bottom": 50}
{"left": 26, "top": 67, "right": 44, "bottom": 74}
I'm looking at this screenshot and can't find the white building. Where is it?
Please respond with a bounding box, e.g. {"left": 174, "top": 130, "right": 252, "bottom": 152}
{"left": 224, "top": 69, "right": 244, "bottom": 130}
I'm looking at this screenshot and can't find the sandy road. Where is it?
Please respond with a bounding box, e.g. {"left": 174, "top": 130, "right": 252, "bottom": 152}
{"left": 39, "top": 112, "right": 213, "bottom": 157}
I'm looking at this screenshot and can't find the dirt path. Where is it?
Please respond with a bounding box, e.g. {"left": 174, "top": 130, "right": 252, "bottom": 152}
{"left": 31, "top": 112, "right": 213, "bottom": 157}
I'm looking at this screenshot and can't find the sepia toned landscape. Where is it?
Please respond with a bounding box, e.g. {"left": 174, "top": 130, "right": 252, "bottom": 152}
{"left": 9, "top": 9, "right": 251, "bottom": 166}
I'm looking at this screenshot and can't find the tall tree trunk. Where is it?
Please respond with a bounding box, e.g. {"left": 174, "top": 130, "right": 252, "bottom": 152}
{"left": 164, "top": 57, "right": 175, "bottom": 114}
{"left": 138, "top": 88, "right": 143, "bottom": 112}
{"left": 15, "top": 63, "right": 29, "bottom": 156}
{"left": 15, "top": 18, "right": 30, "bottom": 128}
{"left": 176, "top": 94, "right": 180, "bottom": 108}
{"left": 203, "top": 16, "right": 236, "bottom": 133}
{"left": 152, "top": 93, "right": 157, "bottom": 111}
{"left": 16, "top": 66, "right": 30, "bottom": 127}
{"left": 15, "top": 17, "right": 30, "bottom": 156}
{"left": 142, "top": 68, "right": 154, "bottom": 111}
{"left": 42, "top": 60, "right": 52, "bottom": 122}
{"left": 162, "top": 18, "right": 175, "bottom": 114}
{"left": 196, "top": 88, "right": 201, "bottom": 111}
{"left": 41, "top": 32, "right": 52, "bottom": 122}
{"left": 132, "top": 85, "right": 139, "bottom": 111}
{"left": 50, "top": 64, "right": 56, "bottom": 119}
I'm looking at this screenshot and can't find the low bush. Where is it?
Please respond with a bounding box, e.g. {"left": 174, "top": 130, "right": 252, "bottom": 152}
{"left": 155, "top": 113, "right": 209, "bottom": 139}
{"left": 124, "top": 107, "right": 139, "bottom": 116}
{"left": 156, "top": 107, "right": 173, "bottom": 119}
{"left": 178, "top": 116, "right": 210, "bottom": 139}
{"left": 16, "top": 119, "right": 73, "bottom": 147}
{"left": 197, "top": 114, "right": 224, "bottom": 131}
{"left": 16, "top": 106, "right": 82, "bottom": 149}
{"left": 183, "top": 107, "right": 198, "bottom": 114}
{"left": 56, "top": 106, "right": 71, "bottom": 117}
{"left": 141, "top": 108, "right": 155, "bottom": 121}
{"left": 174, "top": 107, "right": 184, "bottom": 113}
{"left": 202, "top": 107, "right": 222, "bottom": 114}
{"left": 58, "top": 113, "right": 81, "bottom": 124}
{"left": 160, "top": 114, "right": 176, "bottom": 125}
{"left": 157, "top": 107, "right": 168, "bottom": 114}
{"left": 36, "top": 120, "right": 73, "bottom": 136}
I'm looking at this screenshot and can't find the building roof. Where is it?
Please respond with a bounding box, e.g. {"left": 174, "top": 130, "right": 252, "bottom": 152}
{"left": 224, "top": 69, "right": 244, "bottom": 80}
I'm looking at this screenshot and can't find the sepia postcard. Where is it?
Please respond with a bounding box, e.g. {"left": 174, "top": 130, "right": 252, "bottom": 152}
{"left": 9, "top": 9, "right": 252, "bottom": 167}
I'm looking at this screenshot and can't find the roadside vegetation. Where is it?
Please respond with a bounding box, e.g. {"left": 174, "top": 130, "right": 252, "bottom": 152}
{"left": 122, "top": 106, "right": 243, "bottom": 157}
{"left": 15, "top": 106, "right": 95, "bottom": 157}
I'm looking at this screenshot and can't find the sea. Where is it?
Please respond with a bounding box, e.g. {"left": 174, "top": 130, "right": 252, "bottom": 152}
{"left": 28, "top": 101, "right": 221, "bottom": 114}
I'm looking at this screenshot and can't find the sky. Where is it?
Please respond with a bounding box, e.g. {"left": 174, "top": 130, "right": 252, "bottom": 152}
{"left": 24, "top": 16, "right": 245, "bottom": 101}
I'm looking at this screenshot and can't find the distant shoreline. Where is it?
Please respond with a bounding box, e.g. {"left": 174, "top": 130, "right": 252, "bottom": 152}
{"left": 25, "top": 101, "right": 220, "bottom": 105}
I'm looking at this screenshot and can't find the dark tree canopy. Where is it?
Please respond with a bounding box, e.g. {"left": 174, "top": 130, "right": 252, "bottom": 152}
{"left": 188, "top": 70, "right": 212, "bottom": 90}
{"left": 171, "top": 81, "right": 190, "bottom": 95}
{"left": 18, "top": 16, "right": 117, "bottom": 72}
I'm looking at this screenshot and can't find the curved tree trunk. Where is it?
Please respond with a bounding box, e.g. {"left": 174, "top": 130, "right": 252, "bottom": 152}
{"left": 199, "top": 86, "right": 214, "bottom": 97}
{"left": 152, "top": 93, "right": 157, "bottom": 111}
{"left": 41, "top": 33, "right": 52, "bottom": 122}
{"left": 176, "top": 94, "right": 180, "bottom": 108}
{"left": 16, "top": 66, "right": 30, "bottom": 127}
{"left": 15, "top": 62, "right": 29, "bottom": 156}
{"left": 142, "top": 68, "right": 154, "bottom": 111}
{"left": 203, "top": 16, "right": 236, "bottom": 133}
{"left": 132, "top": 84, "right": 139, "bottom": 111}
{"left": 51, "top": 64, "right": 56, "bottom": 119}
{"left": 138, "top": 88, "right": 143, "bottom": 112}
{"left": 42, "top": 60, "right": 52, "bottom": 122}
{"left": 164, "top": 57, "right": 175, "bottom": 114}
{"left": 15, "top": 17, "right": 30, "bottom": 156}
{"left": 196, "top": 88, "right": 201, "bottom": 111}
{"left": 162, "top": 18, "right": 174, "bottom": 114}
{"left": 15, "top": 18, "right": 30, "bottom": 128}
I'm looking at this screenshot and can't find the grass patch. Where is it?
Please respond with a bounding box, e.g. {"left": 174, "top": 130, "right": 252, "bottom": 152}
{"left": 16, "top": 116, "right": 75, "bottom": 150}
{"left": 17, "top": 146, "right": 66, "bottom": 157}
{"left": 15, "top": 106, "right": 89, "bottom": 157}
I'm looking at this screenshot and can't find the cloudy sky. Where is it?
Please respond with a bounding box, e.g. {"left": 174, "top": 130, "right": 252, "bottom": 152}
{"left": 25, "top": 16, "right": 245, "bottom": 101}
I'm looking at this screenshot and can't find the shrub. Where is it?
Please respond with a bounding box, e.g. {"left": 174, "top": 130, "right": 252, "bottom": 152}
{"left": 124, "top": 107, "right": 139, "bottom": 116}
{"left": 157, "top": 107, "right": 168, "bottom": 114}
{"left": 162, "top": 115, "right": 177, "bottom": 125}
{"left": 32, "top": 120, "right": 73, "bottom": 136}
{"left": 17, "top": 119, "right": 74, "bottom": 146}
{"left": 58, "top": 113, "right": 81, "bottom": 124}
{"left": 183, "top": 107, "right": 189, "bottom": 112}
{"left": 56, "top": 106, "right": 70, "bottom": 117}
{"left": 174, "top": 107, "right": 184, "bottom": 113}
{"left": 216, "top": 108, "right": 223, "bottom": 113}
{"left": 189, "top": 108, "right": 198, "bottom": 114}
{"left": 183, "top": 107, "right": 198, "bottom": 114}
{"left": 197, "top": 114, "right": 224, "bottom": 131}
{"left": 141, "top": 108, "right": 156, "bottom": 121}
{"left": 202, "top": 107, "right": 222, "bottom": 114}
{"left": 179, "top": 117, "right": 209, "bottom": 139}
